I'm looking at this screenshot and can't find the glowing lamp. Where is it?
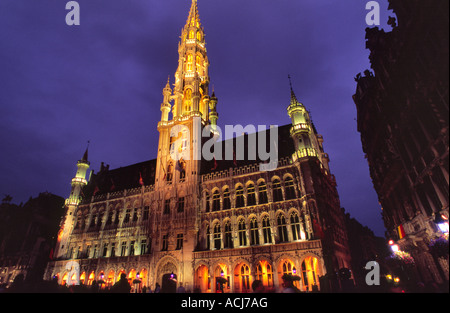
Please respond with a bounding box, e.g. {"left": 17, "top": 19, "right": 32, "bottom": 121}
{"left": 390, "top": 244, "right": 399, "bottom": 253}
{"left": 434, "top": 214, "right": 449, "bottom": 233}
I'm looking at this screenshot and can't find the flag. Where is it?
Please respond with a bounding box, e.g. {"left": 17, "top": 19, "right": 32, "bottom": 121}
{"left": 397, "top": 224, "right": 406, "bottom": 239}
{"left": 139, "top": 172, "right": 144, "bottom": 186}
{"left": 49, "top": 248, "right": 54, "bottom": 260}
{"left": 313, "top": 219, "right": 325, "bottom": 239}
{"left": 93, "top": 185, "right": 99, "bottom": 196}
{"left": 211, "top": 156, "right": 218, "bottom": 170}
{"left": 110, "top": 178, "right": 115, "bottom": 191}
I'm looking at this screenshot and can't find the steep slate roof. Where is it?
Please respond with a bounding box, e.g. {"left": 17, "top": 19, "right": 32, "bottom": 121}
{"left": 82, "top": 124, "right": 295, "bottom": 198}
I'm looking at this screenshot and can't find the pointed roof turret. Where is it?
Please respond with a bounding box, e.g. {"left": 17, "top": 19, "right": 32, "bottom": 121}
{"left": 288, "top": 74, "right": 303, "bottom": 107}
{"left": 185, "top": 0, "right": 201, "bottom": 30}
{"left": 79, "top": 141, "right": 90, "bottom": 165}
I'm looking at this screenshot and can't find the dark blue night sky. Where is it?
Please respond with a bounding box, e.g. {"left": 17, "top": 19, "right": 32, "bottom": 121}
{"left": 0, "top": 0, "right": 393, "bottom": 236}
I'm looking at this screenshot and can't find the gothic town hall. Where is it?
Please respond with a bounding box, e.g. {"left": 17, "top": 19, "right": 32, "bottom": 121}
{"left": 45, "top": 0, "right": 352, "bottom": 293}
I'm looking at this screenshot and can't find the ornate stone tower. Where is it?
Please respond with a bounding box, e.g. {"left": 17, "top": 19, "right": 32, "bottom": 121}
{"left": 55, "top": 147, "right": 90, "bottom": 259}
{"left": 153, "top": 0, "right": 216, "bottom": 286}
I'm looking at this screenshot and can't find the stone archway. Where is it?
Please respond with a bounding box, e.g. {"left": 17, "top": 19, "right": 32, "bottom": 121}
{"left": 156, "top": 257, "right": 178, "bottom": 293}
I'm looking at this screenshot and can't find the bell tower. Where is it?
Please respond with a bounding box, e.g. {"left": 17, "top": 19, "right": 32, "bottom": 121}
{"left": 156, "top": 0, "right": 217, "bottom": 188}
{"left": 55, "top": 147, "right": 90, "bottom": 259}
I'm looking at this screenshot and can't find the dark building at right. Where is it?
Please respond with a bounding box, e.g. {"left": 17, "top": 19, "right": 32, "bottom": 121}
{"left": 353, "top": 0, "right": 449, "bottom": 286}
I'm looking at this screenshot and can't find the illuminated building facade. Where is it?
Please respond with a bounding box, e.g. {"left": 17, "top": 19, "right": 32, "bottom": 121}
{"left": 353, "top": 0, "right": 449, "bottom": 285}
{"left": 45, "top": 0, "right": 351, "bottom": 292}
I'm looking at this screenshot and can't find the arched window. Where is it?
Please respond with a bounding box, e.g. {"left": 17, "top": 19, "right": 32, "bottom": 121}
{"left": 213, "top": 223, "right": 221, "bottom": 250}
{"left": 282, "top": 260, "right": 297, "bottom": 277}
{"left": 186, "top": 54, "right": 193, "bottom": 71}
{"left": 166, "top": 163, "right": 173, "bottom": 182}
{"left": 238, "top": 219, "right": 247, "bottom": 246}
{"left": 258, "top": 181, "right": 268, "bottom": 204}
{"left": 272, "top": 179, "right": 283, "bottom": 202}
{"left": 247, "top": 183, "right": 256, "bottom": 206}
{"left": 212, "top": 190, "right": 220, "bottom": 211}
{"left": 240, "top": 264, "right": 250, "bottom": 291}
{"left": 184, "top": 88, "right": 192, "bottom": 112}
{"left": 277, "top": 214, "right": 288, "bottom": 242}
{"left": 285, "top": 176, "right": 296, "bottom": 200}
{"left": 224, "top": 221, "right": 233, "bottom": 249}
{"left": 302, "top": 257, "right": 320, "bottom": 291}
{"left": 290, "top": 212, "right": 301, "bottom": 240}
{"left": 262, "top": 215, "right": 272, "bottom": 244}
{"left": 196, "top": 31, "right": 202, "bottom": 41}
{"left": 235, "top": 185, "right": 244, "bottom": 208}
{"left": 189, "top": 30, "right": 194, "bottom": 39}
{"left": 249, "top": 217, "right": 259, "bottom": 245}
{"left": 223, "top": 188, "right": 231, "bottom": 210}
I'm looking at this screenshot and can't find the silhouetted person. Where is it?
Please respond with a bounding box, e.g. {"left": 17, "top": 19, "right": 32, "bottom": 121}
{"left": 111, "top": 273, "right": 131, "bottom": 293}
{"left": 252, "top": 280, "right": 265, "bottom": 293}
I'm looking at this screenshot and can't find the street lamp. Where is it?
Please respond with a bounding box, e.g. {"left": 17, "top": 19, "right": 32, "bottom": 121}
{"left": 434, "top": 214, "right": 449, "bottom": 233}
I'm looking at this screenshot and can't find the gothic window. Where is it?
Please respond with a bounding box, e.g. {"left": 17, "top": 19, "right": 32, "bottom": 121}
{"left": 212, "top": 190, "right": 220, "bottom": 211}
{"left": 102, "top": 244, "right": 108, "bottom": 257}
{"left": 196, "top": 31, "right": 202, "bottom": 41}
{"left": 282, "top": 261, "right": 297, "bottom": 276}
{"left": 161, "top": 235, "right": 168, "bottom": 251}
{"left": 132, "top": 208, "right": 138, "bottom": 222}
{"left": 285, "top": 176, "right": 296, "bottom": 200}
{"left": 262, "top": 215, "right": 272, "bottom": 244}
{"left": 186, "top": 54, "right": 193, "bottom": 71}
{"left": 110, "top": 243, "right": 115, "bottom": 257}
{"left": 277, "top": 213, "right": 288, "bottom": 242}
{"left": 240, "top": 265, "right": 250, "bottom": 291}
{"left": 143, "top": 206, "right": 149, "bottom": 220}
{"left": 224, "top": 221, "right": 233, "bottom": 249}
{"left": 272, "top": 178, "right": 283, "bottom": 202}
{"left": 258, "top": 181, "right": 268, "bottom": 204}
{"left": 290, "top": 212, "right": 301, "bottom": 241}
{"left": 213, "top": 223, "right": 221, "bottom": 250}
{"left": 130, "top": 241, "right": 135, "bottom": 256}
{"left": 177, "top": 197, "right": 185, "bottom": 213}
{"left": 121, "top": 241, "right": 127, "bottom": 256}
{"left": 164, "top": 199, "right": 170, "bottom": 215}
{"left": 189, "top": 30, "right": 194, "bottom": 39}
{"left": 247, "top": 183, "right": 256, "bottom": 206}
{"left": 249, "top": 217, "right": 260, "bottom": 245}
{"left": 223, "top": 187, "right": 231, "bottom": 210}
{"left": 184, "top": 88, "right": 192, "bottom": 112}
{"left": 106, "top": 211, "right": 113, "bottom": 225}
{"left": 176, "top": 234, "right": 183, "bottom": 250}
{"left": 238, "top": 219, "right": 247, "bottom": 246}
{"left": 97, "top": 212, "right": 103, "bottom": 227}
{"left": 166, "top": 163, "right": 173, "bottom": 183}
{"left": 235, "top": 185, "right": 244, "bottom": 208}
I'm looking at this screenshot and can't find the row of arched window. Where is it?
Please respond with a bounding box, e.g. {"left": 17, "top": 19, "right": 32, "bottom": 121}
{"left": 204, "top": 210, "right": 310, "bottom": 250}
{"left": 204, "top": 176, "right": 297, "bottom": 212}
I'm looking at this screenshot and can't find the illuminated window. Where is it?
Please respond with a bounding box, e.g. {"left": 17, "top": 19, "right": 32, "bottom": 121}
{"left": 184, "top": 88, "right": 192, "bottom": 112}
{"left": 196, "top": 31, "right": 202, "bottom": 41}
{"left": 186, "top": 54, "right": 193, "bottom": 71}
{"left": 189, "top": 30, "right": 194, "bottom": 39}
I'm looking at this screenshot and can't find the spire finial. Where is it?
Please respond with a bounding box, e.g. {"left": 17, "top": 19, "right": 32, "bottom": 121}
{"left": 288, "top": 74, "right": 299, "bottom": 103}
